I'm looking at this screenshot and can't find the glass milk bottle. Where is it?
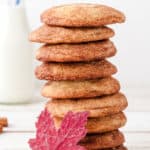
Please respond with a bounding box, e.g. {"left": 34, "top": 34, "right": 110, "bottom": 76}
{"left": 0, "top": 0, "right": 34, "bottom": 103}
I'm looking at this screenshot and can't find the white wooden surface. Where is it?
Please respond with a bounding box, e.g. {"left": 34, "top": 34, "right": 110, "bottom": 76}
{"left": 0, "top": 90, "right": 150, "bottom": 150}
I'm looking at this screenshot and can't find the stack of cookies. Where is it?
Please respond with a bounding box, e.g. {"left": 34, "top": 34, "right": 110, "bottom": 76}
{"left": 30, "top": 4, "right": 128, "bottom": 150}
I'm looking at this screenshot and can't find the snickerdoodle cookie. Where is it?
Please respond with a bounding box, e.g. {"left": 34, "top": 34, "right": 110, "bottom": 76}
{"left": 35, "top": 60, "right": 117, "bottom": 81}
{"left": 54, "top": 112, "right": 126, "bottom": 134}
{"left": 42, "top": 77, "right": 120, "bottom": 99}
{"left": 41, "top": 4, "right": 125, "bottom": 27}
{"left": 98, "top": 145, "right": 127, "bottom": 150}
{"left": 36, "top": 40, "right": 116, "bottom": 62}
{"left": 46, "top": 93, "right": 128, "bottom": 118}
{"left": 80, "top": 130, "right": 125, "bottom": 149}
{"left": 29, "top": 25, "right": 114, "bottom": 44}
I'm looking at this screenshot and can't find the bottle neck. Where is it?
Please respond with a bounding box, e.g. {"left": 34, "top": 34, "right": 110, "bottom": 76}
{"left": 16, "top": 0, "right": 25, "bottom": 6}
{"left": 0, "top": 0, "right": 25, "bottom": 7}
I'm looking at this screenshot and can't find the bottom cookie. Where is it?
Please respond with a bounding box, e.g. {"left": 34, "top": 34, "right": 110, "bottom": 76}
{"left": 80, "top": 130, "right": 125, "bottom": 149}
{"left": 94, "top": 145, "right": 127, "bottom": 150}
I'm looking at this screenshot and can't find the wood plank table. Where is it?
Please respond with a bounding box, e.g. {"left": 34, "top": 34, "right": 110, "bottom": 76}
{"left": 0, "top": 91, "right": 150, "bottom": 150}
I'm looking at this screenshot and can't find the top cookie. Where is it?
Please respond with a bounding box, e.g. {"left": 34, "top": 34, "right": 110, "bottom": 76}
{"left": 41, "top": 4, "right": 125, "bottom": 27}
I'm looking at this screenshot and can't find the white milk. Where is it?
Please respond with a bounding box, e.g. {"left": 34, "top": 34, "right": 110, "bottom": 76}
{"left": 0, "top": 4, "right": 34, "bottom": 103}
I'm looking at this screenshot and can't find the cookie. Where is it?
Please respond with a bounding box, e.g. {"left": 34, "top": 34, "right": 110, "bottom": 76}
{"left": 80, "top": 130, "right": 125, "bottom": 149}
{"left": 35, "top": 60, "right": 117, "bottom": 81}
{"left": 41, "top": 4, "right": 125, "bottom": 27}
{"left": 42, "top": 77, "right": 120, "bottom": 99}
{"left": 36, "top": 40, "right": 116, "bottom": 62}
{"left": 54, "top": 112, "right": 126, "bottom": 134}
{"left": 29, "top": 25, "right": 114, "bottom": 44}
{"left": 46, "top": 93, "right": 128, "bottom": 118}
{"left": 99, "top": 145, "right": 127, "bottom": 150}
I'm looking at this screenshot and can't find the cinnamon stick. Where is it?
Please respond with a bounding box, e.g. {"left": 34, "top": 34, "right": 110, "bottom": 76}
{"left": 0, "top": 125, "right": 3, "bottom": 133}
{"left": 0, "top": 117, "right": 8, "bottom": 127}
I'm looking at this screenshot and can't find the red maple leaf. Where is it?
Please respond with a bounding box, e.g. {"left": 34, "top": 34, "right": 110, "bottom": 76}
{"left": 28, "top": 109, "right": 89, "bottom": 150}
